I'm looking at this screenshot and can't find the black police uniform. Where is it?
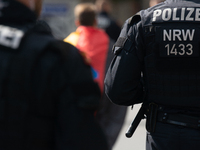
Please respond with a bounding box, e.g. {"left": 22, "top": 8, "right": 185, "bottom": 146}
{"left": 105, "top": 0, "right": 200, "bottom": 149}
{"left": 0, "top": 0, "right": 109, "bottom": 150}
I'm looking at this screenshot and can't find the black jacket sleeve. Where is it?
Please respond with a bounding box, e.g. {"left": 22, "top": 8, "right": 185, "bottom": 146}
{"left": 104, "top": 18, "right": 145, "bottom": 106}
{"left": 41, "top": 41, "right": 109, "bottom": 150}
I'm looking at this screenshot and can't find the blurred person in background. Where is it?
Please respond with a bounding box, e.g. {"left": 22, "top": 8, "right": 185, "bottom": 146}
{"left": 64, "top": 2, "right": 125, "bottom": 149}
{"left": 64, "top": 2, "right": 109, "bottom": 94}
{"left": 95, "top": 0, "right": 121, "bottom": 42}
{"left": 0, "top": 0, "right": 109, "bottom": 150}
{"left": 63, "top": 2, "right": 110, "bottom": 148}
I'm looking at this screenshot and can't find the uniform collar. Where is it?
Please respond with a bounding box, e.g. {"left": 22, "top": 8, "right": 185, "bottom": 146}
{"left": 0, "top": 0, "right": 37, "bottom": 25}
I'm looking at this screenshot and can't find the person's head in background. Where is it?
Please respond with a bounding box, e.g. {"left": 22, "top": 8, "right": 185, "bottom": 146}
{"left": 95, "top": 0, "right": 112, "bottom": 14}
{"left": 149, "top": 0, "right": 164, "bottom": 7}
{"left": 74, "top": 3, "right": 97, "bottom": 27}
{"left": 16, "top": 0, "right": 43, "bottom": 17}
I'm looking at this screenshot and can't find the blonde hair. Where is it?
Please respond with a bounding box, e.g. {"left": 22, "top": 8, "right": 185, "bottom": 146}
{"left": 74, "top": 3, "right": 97, "bottom": 26}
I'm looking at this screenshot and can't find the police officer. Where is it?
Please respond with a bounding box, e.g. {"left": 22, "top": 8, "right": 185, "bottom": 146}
{"left": 105, "top": 0, "right": 200, "bottom": 150}
{"left": 0, "top": 0, "right": 109, "bottom": 150}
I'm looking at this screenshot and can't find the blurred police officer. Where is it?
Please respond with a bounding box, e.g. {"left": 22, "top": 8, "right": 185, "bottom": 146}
{"left": 0, "top": 0, "right": 109, "bottom": 150}
{"left": 95, "top": 0, "right": 121, "bottom": 42}
{"left": 105, "top": 0, "right": 200, "bottom": 150}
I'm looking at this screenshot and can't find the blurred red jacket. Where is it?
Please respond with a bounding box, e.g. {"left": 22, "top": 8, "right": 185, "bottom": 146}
{"left": 64, "top": 26, "right": 109, "bottom": 93}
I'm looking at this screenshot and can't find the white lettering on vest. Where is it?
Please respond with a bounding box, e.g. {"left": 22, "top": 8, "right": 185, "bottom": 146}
{"left": 173, "top": 8, "right": 179, "bottom": 20}
{"left": 152, "top": 7, "right": 200, "bottom": 22}
{"left": 152, "top": 9, "right": 162, "bottom": 21}
{"left": 181, "top": 8, "right": 185, "bottom": 20}
{"left": 162, "top": 8, "right": 172, "bottom": 21}
{"left": 195, "top": 8, "right": 200, "bottom": 21}
{"left": 0, "top": 25, "right": 24, "bottom": 49}
{"left": 163, "top": 29, "right": 195, "bottom": 41}
{"left": 186, "top": 8, "right": 194, "bottom": 21}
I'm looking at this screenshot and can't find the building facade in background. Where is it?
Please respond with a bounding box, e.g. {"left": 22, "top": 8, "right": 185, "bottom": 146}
{"left": 40, "top": 0, "right": 149, "bottom": 39}
{"left": 40, "top": 0, "right": 78, "bottom": 39}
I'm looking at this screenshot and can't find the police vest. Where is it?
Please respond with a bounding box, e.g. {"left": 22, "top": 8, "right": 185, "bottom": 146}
{"left": 140, "top": 1, "right": 200, "bottom": 108}
{"left": 0, "top": 24, "right": 57, "bottom": 150}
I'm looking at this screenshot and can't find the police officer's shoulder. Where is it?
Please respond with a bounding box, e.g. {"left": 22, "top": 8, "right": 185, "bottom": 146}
{"left": 32, "top": 21, "right": 80, "bottom": 59}
{"left": 28, "top": 21, "right": 81, "bottom": 62}
{"left": 46, "top": 40, "right": 75, "bottom": 56}
{"left": 34, "top": 20, "right": 52, "bottom": 35}
{"left": 112, "top": 12, "right": 141, "bottom": 55}
{"left": 128, "top": 12, "right": 141, "bottom": 27}
{"left": 46, "top": 39, "right": 88, "bottom": 65}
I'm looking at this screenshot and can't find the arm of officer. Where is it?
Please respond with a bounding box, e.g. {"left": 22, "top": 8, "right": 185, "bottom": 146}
{"left": 105, "top": 17, "right": 144, "bottom": 106}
